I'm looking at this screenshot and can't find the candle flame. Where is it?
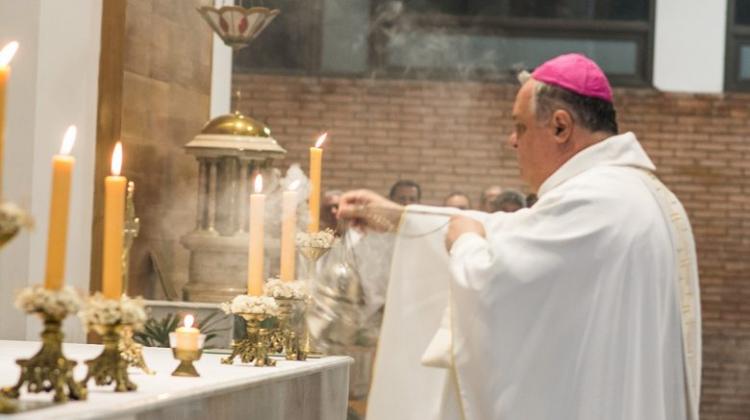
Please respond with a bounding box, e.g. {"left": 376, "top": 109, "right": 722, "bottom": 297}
{"left": 60, "top": 125, "right": 77, "bottom": 155}
{"left": 314, "top": 132, "right": 328, "bottom": 148}
{"left": 288, "top": 180, "right": 301, "bottom": 191}
{"left": 0, "top": 41, "right": 19, "bottom": 67}
{"left": 184, "top": 314, "right": 194, "bottom": 329}
{"left": 254, "top": 174, "right": 263, "bottom": 193}
{"left": 111, "top": 142, "right": 123, "bottom": 176}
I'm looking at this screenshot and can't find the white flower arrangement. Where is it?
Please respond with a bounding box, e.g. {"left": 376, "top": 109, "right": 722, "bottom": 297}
{"left": 296, "top": 228, "right": 335, "bottom": 249}
{"left": 264, "top": 278, "right": 307, "bottom": 300}
{"left": 78, "top": 294, "right": 147, "bottom": 329}
{"left": 221, "top": 295, "right": 279, "bottom": 316}
{"left": 0, "top": 202, "right": 32, "bottom": 235}
{"left": 15, "top": 285, "right": 81, "bottom": 318}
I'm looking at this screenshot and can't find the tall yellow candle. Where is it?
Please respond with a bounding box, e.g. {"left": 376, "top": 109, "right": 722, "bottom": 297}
{"left": 102, "top": 142, "right": 126, "bottom": 299}
{"left": 308, "top": 132, "right": 327, "bottom": 233}
{"left": 0, "top": 41, "right": 19, "bottom": 197}
{"left": 175, "top": 314, "right": 200, "bottom": 351}
{"left": 248, "top": 174, "right": 265, "bottom": 296}
{"left": 44, "top": 126, "right": 76, "bottom": 290}
{"left": 280, "top": 180, "right": 300, "bottom": 282}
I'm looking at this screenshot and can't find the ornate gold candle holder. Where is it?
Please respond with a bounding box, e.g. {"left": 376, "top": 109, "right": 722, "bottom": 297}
{"left": 119, "top": 325, "right": 154, "bottom": 375}
{"left": 79, "top": 294, "right": 147, "bottom": 393}
{"left": 264, "top": 279, "right": 308, "bottom": 361}
{"left": 3, "top": 286, "right": 87, "bottom": 404}
{"left": 296, "top": 229, "right": 335, "bottom": 278}
{"left": 83, "top": 323, "right": 136, "bottom": 392}
{"left": 274, "top": 297, "right": 306, "bottom": 361}
{"left": 220, "top": 295, "right": 280, "bottom": 367}
{"left": 0, "top": 394, "right": 18, "bottom": 414}
{"left": 171, "top": 348, "right": 203, "bottom": 377}
{"left": 169, "top": 329, "right": 206, "bottom": 377}
{"left": 222, "top": 312, "right": 276, "bottom": 367}
{"left": 296, "top": 230, "right": 335, "bottom": 356}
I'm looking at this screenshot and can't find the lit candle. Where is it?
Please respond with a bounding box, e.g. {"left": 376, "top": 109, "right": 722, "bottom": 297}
{"left": 0, "top": 41, "right": 19, "bottom": 197}
{"left": 44, "top": 126, "right": 76, "bottom": 290}
{"left": 102, "top": 142, "right": 126, "bottom": 299}
{"left": 248, "top": 174, "right": 264, "bottom": 296}
{"left": 308, "top": 132, "right": 327, "bottom": 232}
{"left": 175, "top": 314, "right": 200, "bottom": 351}
{"left": 280, "top": 180, "right": 300, "bottom": 282}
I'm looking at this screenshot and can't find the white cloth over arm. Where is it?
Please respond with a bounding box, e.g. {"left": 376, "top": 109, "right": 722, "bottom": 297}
{"left": 367, "top": 132, "right": 700, "bottom": 420}
{"left": 367, "top": 206, "right": 490, "bottom": 420}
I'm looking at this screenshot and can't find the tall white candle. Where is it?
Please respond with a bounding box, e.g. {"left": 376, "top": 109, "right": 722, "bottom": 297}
{"left": 0, "top": 41, "right": 19, "bottom": 198}
{"left": 280, "top": 180, "right": 300, "bottom": 282}
{"left": 44, "top": 126, "right": 76, "bottom": 291}
{"left": 248, "top": 174, "right": 264, "bottom": 296}
{"left": 308, "top": 132, "right": 327, "bottom": 232}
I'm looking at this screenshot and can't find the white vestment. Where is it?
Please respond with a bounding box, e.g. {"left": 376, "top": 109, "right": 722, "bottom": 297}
{"left": 367, "top": 132, "right": 701, "bottom": 420}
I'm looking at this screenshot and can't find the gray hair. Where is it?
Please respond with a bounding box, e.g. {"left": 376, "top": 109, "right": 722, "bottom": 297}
{"left": 491, "top": 190, "right": 527, "bottom": 211}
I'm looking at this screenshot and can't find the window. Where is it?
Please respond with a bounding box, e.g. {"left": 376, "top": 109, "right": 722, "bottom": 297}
{"left": 726, "top": 0, "right": 750, "bottom": 91}
{"left": 369, "top": 0, "right": 654, "bottom": 85}
{"left": 236, "top": 0, "right": 655, "bottom": 86}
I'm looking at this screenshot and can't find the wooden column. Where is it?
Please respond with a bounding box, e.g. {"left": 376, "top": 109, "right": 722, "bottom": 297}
{"left": 90, "top": 0, "right": 126, "bottom": 297}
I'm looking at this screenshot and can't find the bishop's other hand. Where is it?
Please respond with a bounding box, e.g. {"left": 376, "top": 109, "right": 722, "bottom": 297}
{"left": 337, "top": 189, "right": 404, "bottom": 232}
{"left": 445, "top": 215, "right": 486, "bottom": 252}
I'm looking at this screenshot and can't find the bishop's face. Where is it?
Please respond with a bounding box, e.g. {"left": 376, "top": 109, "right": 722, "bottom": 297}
{"left": 508, "top": 79, "right": 558, "bottom": 192}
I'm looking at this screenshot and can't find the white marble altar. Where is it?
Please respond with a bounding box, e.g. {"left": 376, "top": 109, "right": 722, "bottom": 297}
{"left": 0, "top": 340, "right": 351, "bottom": 420}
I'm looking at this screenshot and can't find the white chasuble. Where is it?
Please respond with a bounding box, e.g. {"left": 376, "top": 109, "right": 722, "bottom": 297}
{"left": 367, "top": 132, "right": 701, "bottom": 420}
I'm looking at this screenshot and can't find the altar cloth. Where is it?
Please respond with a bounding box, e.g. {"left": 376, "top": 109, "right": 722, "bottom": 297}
{"left": 0, "top": 340, "right": 351, "bottom": 420}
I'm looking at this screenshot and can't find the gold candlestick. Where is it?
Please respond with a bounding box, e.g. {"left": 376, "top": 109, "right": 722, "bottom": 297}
{"left": 119, "top": 325, "right": 154, "bottom": 375}
{"left": 4, "top": 287, "right": 87, "bottom": 404}
{"left": 0, "top": 395, "right": 17, "bottom": 414}
{"left": 296, "top": 230, "right": 335, "bottom": 357}
{"left": 122, "top": 181, "right": 139, "bottom": 293}
{"left": 272, "top": 297, "right": 306, "bottom": 361}
{"left": 222, "top": 312, "right": 276, "bottom": 367}
{"left": 3, "top": 312, "right": 87, "bottom": 403}
{"left": 83, "top": 323, "right": 136, "bottom": 392}
{"left": 117, "top": 184, "right": 151, "bottom": 374}
{"left": 79, "top": 294, "right": 147, "bottom": 393}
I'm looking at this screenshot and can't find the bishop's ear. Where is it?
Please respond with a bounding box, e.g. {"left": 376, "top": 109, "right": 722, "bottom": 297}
{"left": 551, "top": 109, "right": 573, "bottom": 143}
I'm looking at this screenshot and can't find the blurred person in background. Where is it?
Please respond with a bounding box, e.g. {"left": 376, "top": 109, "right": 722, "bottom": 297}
{"left": 478, "top": 185, "right": 503, "bottom": 212}
{"left": 389, "top": 180, "right": 421, "bottom": 205}
{"left": 320, "top": 189, "right": 343, "bottom": 235}
{"left": 490, "top": 190, "right": 527, "bottom": 213}
{"left": 443, "top": 192, "right": 472, "bottom": 210}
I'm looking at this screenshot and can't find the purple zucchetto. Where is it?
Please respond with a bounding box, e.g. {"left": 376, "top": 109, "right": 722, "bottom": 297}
{"left": 531, "top": 53, "right": 613, "bottom": 103}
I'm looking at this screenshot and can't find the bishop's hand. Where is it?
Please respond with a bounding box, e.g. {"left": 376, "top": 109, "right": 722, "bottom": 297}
{"left": 337, "top": 189, "right": 404, "bottom": 232}
{"left": 445, "top": 215, "right": 486, "bottom": 252}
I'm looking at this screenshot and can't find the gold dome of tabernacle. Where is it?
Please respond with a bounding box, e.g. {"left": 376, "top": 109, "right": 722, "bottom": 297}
{"left": 200, "top": 110, "right": 272, "bottom": 137}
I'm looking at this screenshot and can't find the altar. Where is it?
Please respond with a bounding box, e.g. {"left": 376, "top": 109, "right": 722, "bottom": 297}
{"left": 0, "top": 341, "right": 351, "bottom": 420}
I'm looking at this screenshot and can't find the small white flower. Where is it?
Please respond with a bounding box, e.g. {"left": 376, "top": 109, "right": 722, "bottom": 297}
{"left": 223, "top": 294, "right": 279, "bottom": 316}
{"left": 296, "top": 229, "right": 335, "bottom": 248}
{"left": 264, "top": 278, "right": 307, "bottom": 299}
{"left": 14, "top": 286, "right": 82, "bottom": 318}
{"left": 78, "top": 294, "right": 147, "bottom": 329}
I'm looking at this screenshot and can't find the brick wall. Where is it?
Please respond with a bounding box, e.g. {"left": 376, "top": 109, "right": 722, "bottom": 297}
{"left": 235, "top": 73, "right": 750, "bottom": 419}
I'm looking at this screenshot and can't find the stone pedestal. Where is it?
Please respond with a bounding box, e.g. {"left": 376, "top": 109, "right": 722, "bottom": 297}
{"left": 181, "top": 232, "right": 280, "bottom": 302}
{"left": 180, "top": 112, "right": 286, "bottom": 302}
